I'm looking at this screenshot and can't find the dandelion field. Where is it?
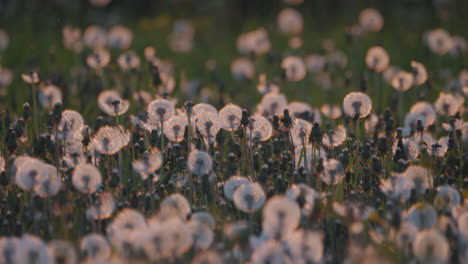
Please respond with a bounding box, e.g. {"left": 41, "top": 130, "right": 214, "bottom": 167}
{"left": 0, "top": 0, "right": 468, "bottom": 263}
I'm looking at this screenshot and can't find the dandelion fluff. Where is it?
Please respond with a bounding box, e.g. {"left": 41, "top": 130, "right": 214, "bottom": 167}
{"left": 148, "top": 99, "right": 175, "bottom": 123}
{"left": 233, "top": 182, "right": 266, "bottom": 213}
{"left": 223, "top": 176, "right": 251, "bottom": 201}
{"left": 72, "top": 163, "right": 102, "bottom": 193}
{"left": 247, "top": 114, "right": 273, "bottom": 142}
{"left": 262, "top": 196, "right": 301, "bottom": 240}
{"left": 15, "top": 157, "right": 49, "bottom": 191}
{"left": 322, "top": 125, "right": 347, "bottom": 148}
{"left": 405, "top": 203, "right": 437, "bottom": 230}
{"left": 47, "top": 240, "right": 77, "bottom": 264}
{"left": 86, "top": 192, "right": 115, "bottom": 220}
{"left": 91, "top": 126, "right": 131, "bottom": 155}
{"left": 365, "top": 46, "right": 389, "bottom": 72}
{"left": 219, "top": 104, "right": 243, "bottom": 131}
{"left": 160, "top": 193, "right": 191, "bottom": 221}
{"left": 412, "top": 229, "right": 449, "bottom": 263}
{"left": 163, "top": 115, "right": 188, "bottom": 142}
{"left": 320, "top": 159, "right": 345, "bottom": 185}
{"left": 343, "top": 92, "right": 372, "bottom": 119}
{"left": 187, "top": 150, "right": 213, "bottom": 176}
{"left": 80, "top": 233, "right": 111, "bottom": 260}
{"left": 15, "top": 235, "right": 51, "bottom": 264}
{"left": 97, "top": 90, "right": 130, "bottom": 116}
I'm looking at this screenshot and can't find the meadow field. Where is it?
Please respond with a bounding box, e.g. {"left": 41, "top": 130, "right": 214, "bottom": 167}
{"left": 0, "top": 0, "right": 467, "bottom": 263}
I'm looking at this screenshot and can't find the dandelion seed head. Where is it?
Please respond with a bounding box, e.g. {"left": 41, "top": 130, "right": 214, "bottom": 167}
{"left": 343, "top": 92, "right": 372, "bottom": 119}
{"left": 251, "top": 240, "right": 292, "bottom": 264}
{"left": 35, "top": 164, "right": 62, "bottom": 197}
{"left": 434, "top": 185, "right": 460, "bottom": 211}
{"left": 320, "top": 104, "right": 342, "bottom": 120}
{"left": 380, "top": 175, "right": 414, "bottom": 202}
{"left": 132, "top": 148, "right": 162, "bottom": 179}
{"left": 236, "top": 27, "right": 271, "bottom": 56}
{"left": 403, "top": 166, "right": 433, "bottom": 195}
{"left": 98, "top": 90, "right": 130, "bottom": 116}
{"left": 305, "top": 54, "right": 326, "bottom": 73}
{"left": 86, "top": 192, "right": 115, "bottom": 220}
{"left": 405, "top": 203, "right": 437, "bottom": 230}
{"left": 365, "top": 46, "right": 389, "bottom": 72}
{"left": 86, "top": 48, "right": 111, "bottom": 69}
{"left": 187, "top": 150, "right": 213, "bottom": 176}
{"left": 291, "top": 118, "right": 312, "bottom": 147}
{"left": 425, "top": 28, "right": 454, "bottom": 55}
{"left": 195, "top": 111, "right": 221, "bottom": 142}
{"left": 157, "top": 72, "right": 176, "bottom": 95}
{"left": 191, "top": 212, "right": 216, "bottom": 230}
{"left": 83, "top": 25, "right": 107, "bottom": 48}
{"left": 188, "top": 220, "right": 214, "bottom": 250}
{"left": 106, "top": 209, "right": 147, "bottom": 249}
{"left": 192, "top": 251, "right": 221, "bottom": 264}
{"left": 409, "top": 102, "right": 436, "bottom": 127}
{"left": 62, "top": 25, "right": 83, "bottom": 52}
{"left": 320, "top": 159, "right": 345, "bottom": 185}
{"left": 231, "top": 57, "right": 255, "bottom": 80}
{"left": 133, "top": 90, "right": 152, "bottom": 105}
{"left": 58, "top": 110, "right": 84, "bottom": 139}
{"left": 277, "top": 8, "right": 303, "bottom": 35}
{"left": 434, "top": 92, "right": 464, "bottom": 117}
{"left": 392, "top": 138, "right": 420, "bottom": 161}
{"left": 288, "top": 101, "right": 322, "bottom": 124}
{"left": 162, "top": 219, "right": 193, "bottom": 257}
{"left": 412, "top": 229, "right": 449, "bottom": 263}
{"left": 117, "top": 50, "right": 140, "bottom": 71}
{"left": 359, "top": 8, "right": 384, "bottom": 32}
{"left": 47, "top": 240, "right": 77, "bottom": 264}
{"left": 72, "top": 163, "right": 102, "bottom": 193}
{"left": 322, "top": 125, "right": 347, "bottom": 148}
{"left": 233, "top": 182, "right": 266, "bottom": 213}
{"left": 107, "top": 25, "right": 133, "bottom": 50}
{"left": 16, "top": 235, "right": 51, "bottom": 264}
{"left": 247, "top": 114, "right": 273, "bottom": 142}
{"left": 286, "top": 184, "right": 319, "bottom": 217}
{"left": 163, "top": 115, "right": 188, "bottom": 142}
{"left": 192, "top": 103, "right": 218, "bottom": 121}
{"left": 0, "top": 237, "right": 19, "bottom": 264}
{"left": 411, "top": 61, "right": 428, "bottom": 85}
{"left": 281, "top": 56, "right": 306, "bottom": 82}
{"left": 21, "top": 71, "right": 39, "bottom": 84}
{"left": 148, "top": 99, "right": 175, "bottom": 123}
{"left": 391, "top": 70, "right": 414, "bottom": 91}
{"left": 219, "top": 104, "right": 243, "bottom": 131}
{"left": 395, "top": 222, "right": 418, "bottom": 250}
{"left": 404, "top": 112, "right": 428, "bottom": 131}
{"left": 160, "top": 193, "right": 191, "bottom": 221}
{"left": 15, "top": 157, "right": 49, "bottom": 191}
{"left": 284, "top": 230, "right": 324, "bottom": 263}
{"left": 224, "top": 176, "right": 251, "bottom": 201}
{"left": 91, "top": 126, "right": 131, "bottom": 155}
{"left": 80, "top": 233, "right": 111, "bottom": 260}
{"left": 263, "top": 196, "right": 301, "bottom": 240}
{"left": 39, "top": 84, "right": 62, "bottom": 109}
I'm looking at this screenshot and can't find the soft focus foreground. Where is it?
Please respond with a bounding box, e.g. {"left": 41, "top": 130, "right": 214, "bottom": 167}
{"left": 0, "top": 0, "right": 468, "bottom": 263}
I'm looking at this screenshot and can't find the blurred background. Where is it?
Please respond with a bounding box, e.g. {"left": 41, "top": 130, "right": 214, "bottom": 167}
{"left": 0, "top": 0, "right": 467, "bottom": 117}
